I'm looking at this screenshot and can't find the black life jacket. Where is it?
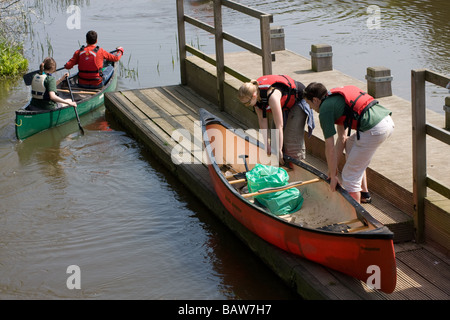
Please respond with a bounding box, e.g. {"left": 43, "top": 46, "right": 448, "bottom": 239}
{"left": 327, "top": 85, "right": 379, "bottom": 139}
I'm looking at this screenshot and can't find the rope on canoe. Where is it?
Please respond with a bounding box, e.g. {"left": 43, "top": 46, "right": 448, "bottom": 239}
{"left": 15, "top": 119, "right": 22, "bottom": 127}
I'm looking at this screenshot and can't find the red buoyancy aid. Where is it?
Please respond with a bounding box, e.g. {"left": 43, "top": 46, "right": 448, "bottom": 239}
{"left": 328, "top": 85, "right": 378, "bottom": 139}
{"left": 256, "top": 75, "right": 304, "bottom": 117}
{"left": 77, "top": 45, "right": 102, "bottom": 85}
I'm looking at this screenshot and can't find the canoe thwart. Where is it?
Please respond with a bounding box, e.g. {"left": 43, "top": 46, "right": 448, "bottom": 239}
{"left": 229, "top": 178, "right": 247, "bottom": 185}
{"left": 58, "top": 89, "right": 99, "bottom": 95}
{"left": 242, "top": 178, "right": 321, "bottom": 198}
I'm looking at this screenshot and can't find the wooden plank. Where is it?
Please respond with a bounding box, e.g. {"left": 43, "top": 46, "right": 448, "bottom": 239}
{"left": 425, "top": 69, "right": 450, "bottom": 88}
{"left": 104, "top": 93, "right": 178, "bottom": 165}
{"left": 125, "top": 89, "right": 203, "bottom": 165}
{"left": 260, "top": 14, "right": 272, "bottom": 75}
{"left": 222, "top": 0, "right": 273, "bottom": 22}
{"left": 214, "top": 0, "right": 225, "bottom": 111}
{"left": 396, "top": 248, "right": 450, "bottom": 295}
{"left": 140, "top": 89, "right": 201, "bottom": 145}
{"left": 123, "top": 90, "right": 178, "bottom": 136}
{"left": 411, "top": 69, "right": 427, "bottom": 243}
{"left": 176, "top": 0, "right": 187, "bottom": 84}
{"left": 426, "top": 123, "right": 450, "bottom": 145}
{"left": 427, "top": 176, "right": 450, "bottom": 199}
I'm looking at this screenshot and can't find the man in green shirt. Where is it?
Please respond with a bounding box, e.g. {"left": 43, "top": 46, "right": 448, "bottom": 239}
{"left": 304, "top": 82, "right": 394, "bottom": 203}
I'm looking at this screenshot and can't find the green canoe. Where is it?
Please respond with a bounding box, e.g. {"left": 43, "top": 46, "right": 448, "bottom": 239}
{"left": 15, "top": 61, "right": 118, "bottom": 140}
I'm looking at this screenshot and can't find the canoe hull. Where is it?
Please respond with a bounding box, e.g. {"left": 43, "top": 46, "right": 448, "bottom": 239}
{"left": 200, "top": 108, "right": 397, "bottom": 294}
{"left": 15, "top": 63, "right": 118, "bottom": 140}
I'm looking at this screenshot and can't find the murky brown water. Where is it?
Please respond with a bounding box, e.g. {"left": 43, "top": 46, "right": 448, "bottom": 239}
{"left": 0, "top": 0, "right": 448, "bottom": 299}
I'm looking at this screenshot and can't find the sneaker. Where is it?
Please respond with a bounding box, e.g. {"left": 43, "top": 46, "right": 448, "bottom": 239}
{"left": 361, "top": 191, "right": 371, "bottom": 204}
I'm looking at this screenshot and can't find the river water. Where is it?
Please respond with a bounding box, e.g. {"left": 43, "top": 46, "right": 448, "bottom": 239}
{"left": 0, "top": 0, "right": 448, "bottom": 299}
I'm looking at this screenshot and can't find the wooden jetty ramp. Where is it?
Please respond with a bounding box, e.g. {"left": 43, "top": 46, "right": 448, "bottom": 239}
{"left": 104, "top": 49, "right": 450, "bottom": 299}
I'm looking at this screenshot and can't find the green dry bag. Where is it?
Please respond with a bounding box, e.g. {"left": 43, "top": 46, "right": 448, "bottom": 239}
{"left": 246, "top": 164, "right": 303, "bottom": 216}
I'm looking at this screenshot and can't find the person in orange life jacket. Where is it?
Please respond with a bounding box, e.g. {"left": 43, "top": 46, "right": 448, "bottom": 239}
{"left": 64, "top": 30, "right": 124, "bottom": 89}
{"left": 238, "top": 75, "right": 314, "bottom": 165}
{"left": 303, "top": 82, "right": 394, "bottom": 204}
{"left": 29, "top": 57, "right": 77, "bottom": 111}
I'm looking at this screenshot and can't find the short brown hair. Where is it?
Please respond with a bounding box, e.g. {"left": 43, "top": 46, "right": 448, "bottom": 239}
{"left": 86, "top": 30, "right": 98, "bottom": 45}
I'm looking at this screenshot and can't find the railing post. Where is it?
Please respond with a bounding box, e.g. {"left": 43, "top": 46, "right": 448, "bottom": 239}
{"left": 260, "top": 14, "right": 272, "bottom": 75}
{"left": 411, "top": 69, "right": 427, "bottom": 243}
{"left": 214, "top": 0, "right": 225, "bottom": 111}
{"left": 444, "top": 96, "right": 450, "bottom": 131}
{"left": 366, "top": 66, "right": 393, "bottom": 98}
{"left": 176, "top": 0, "right": 187, "bottom": 85}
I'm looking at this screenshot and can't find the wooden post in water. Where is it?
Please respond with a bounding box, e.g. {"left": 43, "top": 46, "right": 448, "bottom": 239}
{"left": 445, "top": 96, "right": 450, "bottom": 130}
{"left": 214, "top": 0, "right": 225, "bottom": 111}
{"left": 411, "top": 69, "right": 427, "bottom": 243}
{"left": 310, "top": 44, "right": 333, "bottom": 72}
{"left": 176, "top": 0, "right": 187, "bottom": 85}
{"left": 366, "top": 66, "right": 393, "bottom": 98}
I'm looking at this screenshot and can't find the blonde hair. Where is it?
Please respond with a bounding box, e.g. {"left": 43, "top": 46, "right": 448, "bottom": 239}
{"left": 39, "top": 57, "right": 56, "bottom": 74}
{"left": 238, "top": 80, "right": 259, "bottom": 101}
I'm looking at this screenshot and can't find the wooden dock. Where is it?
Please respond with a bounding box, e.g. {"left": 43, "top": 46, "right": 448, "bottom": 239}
{"left": 104, "top": 50, "right": 450, "bottom": 300}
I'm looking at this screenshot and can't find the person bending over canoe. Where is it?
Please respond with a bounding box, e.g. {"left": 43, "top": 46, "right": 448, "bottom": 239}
{"left": 303, "top": 82, "right": 394, "bottom": 203}
{"left": 29, "top": 57, "right": 77, "bottom": 111}
{"left": 64, "top": 30, "right": 124, "bottom": 89}
{"left": 238, "top": 75, "right": 314, "bottom": 165}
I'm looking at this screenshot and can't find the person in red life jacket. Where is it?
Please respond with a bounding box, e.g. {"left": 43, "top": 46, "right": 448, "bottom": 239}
{"left": 238, "top": 75, "right": 314, "bottom": 166}
{"left": 64, "top": 30, "right": 124, "bottom": 89}
{"left": 303, "top": 82, "right": 394, "bottom": 203}
{"left": 29, "top": 57, "right": 77, "bottom": 111}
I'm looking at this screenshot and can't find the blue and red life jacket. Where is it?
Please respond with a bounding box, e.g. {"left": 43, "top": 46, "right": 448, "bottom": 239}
{"left": 256, "top": 75, "right": 305, "bottom": 118}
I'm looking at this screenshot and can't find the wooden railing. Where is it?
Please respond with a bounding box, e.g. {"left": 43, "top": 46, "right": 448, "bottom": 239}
{"left": 176, "top": 0, "right": 274, "bottom": 110}
{"left": 411, "top": 69, "right": 450, "bottom": 242}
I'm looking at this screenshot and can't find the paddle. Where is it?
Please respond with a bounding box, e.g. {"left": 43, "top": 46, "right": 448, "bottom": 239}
{"left": 66, "top": 73, "right": 84, "bottom": 135}
{"left": 23, "top": 67, "right": 65, "bottom": 86}
{"left": 242, "top": 178, "right": 321, "bottom": 198}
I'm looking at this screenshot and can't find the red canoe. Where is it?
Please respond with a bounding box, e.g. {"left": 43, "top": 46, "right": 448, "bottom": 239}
{"left": 200, "top": 108, "right": 396, "bottom": 294}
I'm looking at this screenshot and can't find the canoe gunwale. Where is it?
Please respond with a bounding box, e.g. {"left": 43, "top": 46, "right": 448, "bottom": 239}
{"left": 200, "top": 108, "right": 394, "bottom": 241}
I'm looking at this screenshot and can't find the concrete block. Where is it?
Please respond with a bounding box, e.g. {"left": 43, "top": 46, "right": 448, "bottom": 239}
{"left": 310, "top": 44, "right": 333, "bottom": 72}
{"left": 366, "top": 66, "right": 393, "bottom": 98}
{"left": 270, "top": 26, "right": 285, "bottom": 51}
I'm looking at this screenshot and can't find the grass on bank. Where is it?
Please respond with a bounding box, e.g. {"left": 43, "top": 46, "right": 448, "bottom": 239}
{"left": 0, "top": 39, "right": 29, "bottom": 78}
